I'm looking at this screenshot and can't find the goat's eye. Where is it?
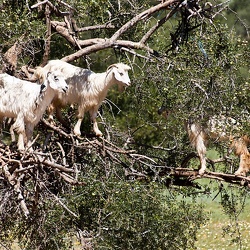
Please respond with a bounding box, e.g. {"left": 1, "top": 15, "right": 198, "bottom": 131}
{"left": 54, "top": 76, "right": 59, "bottom": 81}
{"left": 119, "top": 72, "right": 124, "bottom": 76}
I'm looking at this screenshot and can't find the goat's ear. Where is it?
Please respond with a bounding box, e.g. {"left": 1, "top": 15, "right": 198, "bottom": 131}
{"left": 40, "top": 81, "right": 47, "bottom": 94}
{"left": 124, "top": 65, "right": 131, "bottom": 71}
{"left": 113, "top": 68, "right": 125, "bottom": 82}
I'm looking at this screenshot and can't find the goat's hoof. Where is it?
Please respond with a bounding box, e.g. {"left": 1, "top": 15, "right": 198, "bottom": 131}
{"left": 95, "top": 132, "right": 103, "bottom": 137}
{"left": 49, "top": 120, "right": 56, "bottom": 126}
{"left": 198, "top": 169, "right": 205, "bottom": 176}
{"left": 234, "top": 171, "right": 246, "bottom": 177}
{"left": 73, "top": 130, "right": 81, "bottom": 137}
{"left": 94, "top": 129, "right": 103, "bottom": 137}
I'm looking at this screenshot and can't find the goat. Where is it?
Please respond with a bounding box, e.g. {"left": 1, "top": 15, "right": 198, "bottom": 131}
{"left": 158, "top": 106, "right": 250, "bottom": 176}
{"left": 0, "top": 71, "right": 68, "bottom": 151}
{"left": 42, "top": 60, "right": 131, "bottom": 136}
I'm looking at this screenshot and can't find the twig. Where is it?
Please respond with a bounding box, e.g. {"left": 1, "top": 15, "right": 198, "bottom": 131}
{"left": 43, "top": 183, "right": 78, "bottom": 218}
{"left": 57, "top": 142, "right": 67, "bottom": 165}
{"left": 31, "top": 0, "right": 49, "bottom": 9}
{"left": 41, "top": 118, "right": 71, "bottom": 138}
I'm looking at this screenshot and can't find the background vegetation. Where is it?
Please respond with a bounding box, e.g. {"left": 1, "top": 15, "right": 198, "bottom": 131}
{"left": 0, "top": 0, "right": 250, "bottom": 249}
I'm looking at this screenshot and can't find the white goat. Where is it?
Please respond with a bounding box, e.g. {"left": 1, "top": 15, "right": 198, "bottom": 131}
{"left": 158, "top": 106, "right": 250, "bottom": 176}
{"left": 0, "top": 71, "right": 68, "bottom": 151}
{"left": 42, "top": 60, "right": 131, "bottom": 136}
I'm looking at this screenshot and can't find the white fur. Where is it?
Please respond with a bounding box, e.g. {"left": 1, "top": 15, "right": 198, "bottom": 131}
{"left": 43, "top": 60, "right": 131, "bottom": 136}
{"left": 0, "top": 71, "right": 68, "bottom": 150}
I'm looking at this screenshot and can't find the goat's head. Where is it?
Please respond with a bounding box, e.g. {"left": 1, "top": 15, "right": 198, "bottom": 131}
{"left": 44, "top": 70, "right": 68, "bottom": 93}
{"left": 107, "top": 63, "right": 131, "bottom": 92}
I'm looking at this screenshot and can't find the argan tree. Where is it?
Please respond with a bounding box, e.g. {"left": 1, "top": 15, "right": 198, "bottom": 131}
{"left": 0, "top": 0, "right": 249, "bottom": 249}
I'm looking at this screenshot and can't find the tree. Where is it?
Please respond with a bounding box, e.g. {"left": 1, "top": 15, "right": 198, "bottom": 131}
{"left": 0, "top": 0, "right": 250, "bottom": 249}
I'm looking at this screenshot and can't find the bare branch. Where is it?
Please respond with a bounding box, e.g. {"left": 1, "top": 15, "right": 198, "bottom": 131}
{"left": 41, "top": 3, "right": 52, "bottom": 66}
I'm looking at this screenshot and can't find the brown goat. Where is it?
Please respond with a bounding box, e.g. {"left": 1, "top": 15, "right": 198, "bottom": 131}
{"left": 158, "top": 106, "right": 250, "bottom": 176}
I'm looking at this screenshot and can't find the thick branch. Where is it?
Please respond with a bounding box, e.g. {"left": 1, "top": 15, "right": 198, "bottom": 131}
{"left": 42, "top": 3, "right": 52, "bottom": 66}
{"left": 167, "top": 168, "right": 250, "bottom": 187}
{"left": 110, "top": 0, "right": 179, "bottom": 42}
{"left": 52, "top": 1, "right": 179, "bottom": 62}
{"left": 140, "top": 7, "right": 177, "bottom": 44}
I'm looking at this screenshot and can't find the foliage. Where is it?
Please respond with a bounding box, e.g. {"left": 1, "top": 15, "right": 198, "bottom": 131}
{"left": 72, "top": 180, "right": 206, "bottom": 249}
{"left": 227, "top": 0, "right": 250, "bottom": 38}
{"left": 220, "top": 186, "right": 248, "bottom": 248}
{"left": 0, "top": 1, "right": 45, "bottom": 52}
{"left": 0, "top": 0, "right": 250, "bottom": 249}
{"left": 109, "top": 22, "right": 250, "bottom": 173}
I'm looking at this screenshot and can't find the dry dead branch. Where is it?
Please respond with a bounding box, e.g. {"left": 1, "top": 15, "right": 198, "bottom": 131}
{"left": 27, "top": 0, "right": 230, "bottom": 64}
{"left": 1, "top": 115, "right": 249, "bottom": 217}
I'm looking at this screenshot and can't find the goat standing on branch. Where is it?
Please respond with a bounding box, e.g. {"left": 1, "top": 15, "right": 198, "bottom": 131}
{"left": 42, "top": 60, "right": 131, "bottom": 137}
{"left": 158, "top": 106, "right": 250, "bottom": 176}
{"left": 0, "top": 71, "right": 68, "bottom": 151}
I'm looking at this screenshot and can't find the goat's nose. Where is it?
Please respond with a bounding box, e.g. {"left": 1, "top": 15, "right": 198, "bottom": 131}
{"left": 63, "top": 86, "right": 69, "bottom": 93}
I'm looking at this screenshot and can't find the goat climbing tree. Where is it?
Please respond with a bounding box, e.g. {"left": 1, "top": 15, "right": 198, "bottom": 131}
{"left": 0, "top": 0, "right": 250, "bottom": 249}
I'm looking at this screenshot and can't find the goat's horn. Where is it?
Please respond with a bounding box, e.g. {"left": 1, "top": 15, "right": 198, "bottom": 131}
{"left": 106, "top": 64, "right": 118, "bottom": 72}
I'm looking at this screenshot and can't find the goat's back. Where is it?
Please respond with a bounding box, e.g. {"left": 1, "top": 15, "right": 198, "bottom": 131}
{"left": 44, "top": 60, "right": 90, "bottom": 79}
{"left": 0, "top": 73, "right": 59, "bottom": 125}
{"left": 44, "top": 60, "right": 99, "bottom": 105}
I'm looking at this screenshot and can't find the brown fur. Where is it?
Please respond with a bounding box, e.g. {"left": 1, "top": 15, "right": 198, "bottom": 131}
{"left": 159, "top": 106, "right": 250, "bottom": 176}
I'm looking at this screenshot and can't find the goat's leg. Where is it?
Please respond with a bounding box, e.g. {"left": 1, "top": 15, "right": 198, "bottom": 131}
{"left": 10, "top": 124, "right": 16, "bottom": 142}
{"left": 90, "top": 108, "right": 102, "bottom": 137}
{"left": 0, "top": 116, "right": 3, "bottom": 137}
{"left": 47, "top": 104, "right": 66, "bottom": 126}
{"left": 25, "top": 123, "right": 34, "bottom": 151}
{"left": 196, "top": 135, "right": 207, "bottom": 175}
{"left": 232, "top": 138, "right": 250, "bottom": 176}
{"left": 187, "top": 124, "right": 207, "bottom": 175}
{"left": 47, "top": 104, "right": 55, "bottom": 123}
{"left": 47, "top": 103, "right": 65, "bottom": 127}
{"left": 17, "top": 132, "right": 25, "bottom": 151}
{"left": 73, "top": 108, "right": 85, "bottom": 136}
{"left": 56, "top": 107, "right": 70, "bottom": 128}
{"left": 234, "top": 153, "right": 250, "bottom": 176}
{"left": 11, "top": 117, "right": 25, "bottom": 151}
{"left": 189, "top": 129, "right": 207, "bottom": 175}
{"left": 74, "top": 118, "right": 83, "bottom": 136}
{"left": 48, "top": 104, "right": 68, "bottom": 127}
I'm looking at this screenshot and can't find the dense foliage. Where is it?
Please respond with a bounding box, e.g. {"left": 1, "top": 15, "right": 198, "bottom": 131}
{"left": 0, "top": 0, "right": 250, "bottom": 249}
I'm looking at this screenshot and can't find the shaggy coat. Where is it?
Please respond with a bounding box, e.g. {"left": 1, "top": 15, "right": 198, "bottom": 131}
{"left": 158, "top": 106, "right": 250, "bottom": 176}
{"left": 0, "top": 71, "right": 68, "bottom": 150}
{"left": 43, "top": 60, "right": 131, "bottom": 136}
